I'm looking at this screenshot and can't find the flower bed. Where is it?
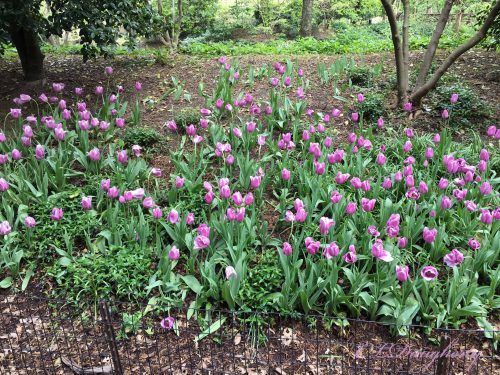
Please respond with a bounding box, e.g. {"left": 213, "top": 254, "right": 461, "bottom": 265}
{"left": 0, "top": 58, "right": 498, "bottom": 339}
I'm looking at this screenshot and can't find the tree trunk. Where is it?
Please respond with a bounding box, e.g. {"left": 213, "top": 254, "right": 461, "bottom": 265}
{"left": 401, "top": 0, "right": 410, "bottom": 99}
{"left": 414, "top": 0, "right": 455, "bottom": 90}
{"left": 454, "top": 10, "right": 463, "bottom": 32}
{"left": 410, "top": 0, "right": 500, "bottom": 104}
{"left": 8, "top": 26, "right": 45, "bottom": 81}
{"left": 300, "top": 0, "right": 313, "bottom": 37}
{"left": 381, "top": 0, "right": 406, "bottom": 105}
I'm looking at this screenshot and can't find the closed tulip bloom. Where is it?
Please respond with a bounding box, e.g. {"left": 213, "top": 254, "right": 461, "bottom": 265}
{"left": 143, "top": 197, "right": 155, "bottom": 208}
{"left": 441, "top": 196, "right": 452, "bottom": 209}
{"left": 35, "top": 145, "right": 45, "bottom": 160}
{"left": 319, "top": 217, "right": 335, "bottom": 235}
{"left": 376, "top": 153, "right": 386, "bottom": 165}
{"left": 403, "top": 102, "right": 412, "bottom": 112}
{"left": 421, "top": 266, "right": 438, "bottom": 281}
{"left": 244, "top": 192, "right": 254, "bottom": 206}
{"left": 345, "top": 202, "right": 357, "bottom": 215}
{"left": 186, "top": 212, "right": 195, "bottom": 225}
{"left": 403, "top": 141, "right": 412, "bottom": 152}
{"left": 479, "top": 182, "right": 492, "bottom": 195}
{"left": 314, "top": 161, "right": 325, "bottom": 175}
{"left": 117, "top": 150, "right": 128, "bottom": 165}
{"left": 395, "top": 265, "right": 410, "bottom": 282}
{"left": 168, "top": 209, "right": 179, "bottom": 224}
{"left": 51, "top": 207, "right": 63, "bottom": 221}
{"left": 152, "top": 207, "right": 163, "bottom": 220}
{"left": 104, "top": 66, "right": 113, "bottom": 75}
{"left": 232, "top": 191, "right": 243, "bottom": 205}
{"left": 281, "top": 168, "right": 291, "bottom": 181}
{"left": 205, "top": 191, "right": 214, "bottom": 204}
{"left": 478, "top": 160, "right": 487, "bottom": 173}
{"left": 361, "top": 198, "right": 376, "bottom": 212}
{"left": 194, "top": 234, "right": 210, "bottom": 250}
{"left": 11, "top": 148, "right": 22, "bottom": 164}
{"left": 450, "top": 93, "right": 459, "bottom": 103}
{"left": 406, "top": 175, "right": 414, "bottom": 187}
{"left": 398, "top": 237, "right": 408, "bottom": 249}
{"left": 419, "top": 181, "right": 429, "bottom": 194}
{"left": 81, "top": 196, "right": 92, "bottom": 210}
{"left": 442, "top": 109, "right": 449, "bottom": 119}
{"left": 0, "top": 178, "right": 9, "bottom": 192}
{"left": 351, "top": 112, "right": 359, "bottom": 122}
{"left": 88, "top": 148, "right": 100, "bottom": 161}
{"left": 394, "top": 171, "right": 403, "bottom": 182}
{"left": 305, "top": 237, "right": 320, "bottom": 255}
{"left": 382, "top": 178, "right": 392, "bottom": 189}
{"left": 250, "top": 175, "right": 261, "bottom": 189}
{"left": 468, "top": 238, "right": 481, "bottom": 250}
{"left": 438, "top": 178, "right": 449, "bottom": 190}
{"left": 175, "top": 176, "right": 185, "bottom": 189}
{"left": 101, "top": 179, "right": 111, "bottom": 191}
{"left": 220, "top": 185, "right": 231, "bottom": 199}
{"left": 377, "top": 117, "right": 384, "bottom": 128}
{"left": 168, "top": 246, "right": 180, "bottom": 260}
{"left": 132, "top": 145, "right": 142, "bottom": 157}
{"left": 323, "top": 242, "right": 340, "bottom": 259}
{"left": 425, "top": 147, "right": 434, "bottom": 159}
{"left": 351, "top": 177, "right": 362, "bottom": 189}
{"left": 480, "top": 210, "right": 493, "bottom": 224}
{"left": 357, "top": 93, "right": 364, "bottom": 103}
{"left": 107, "top": 186, "right": 120, "bottom": 199}
{"left": 479, "top": 149, "right": 489, "bottom": 161}
{"left": 295, "top": 208, "right": 308, "bottom": 222}
{"left": 367, "top": 226, "right": 380, "bottom": 237}
{"left": 10, "top": 108, "right": 21, "bottom": 118}
{"left": 330, "top": 191, "right": 342, "bottom": 204}
{"left": 282, "top": 242, "right": 292, "bottom": 256}
{"left": 0, "top": 154, "right": 8, "bottom": 164}
{"left": 24, "top": 216, "right": 36, "bottom": 228}
{"left": 422, "top": 227, "right": 437, "bottom": 243}
{"left": 0, "top": 221, "right": 12, "bottom": 235}
{"left": 486, "top": 125, "right": 496, "bottom": 137}
{"left": 225, "top": 266, "right": 237, "bottom": 280}
{"left": 257, "top": 134, "right": 267, "bottom": 146}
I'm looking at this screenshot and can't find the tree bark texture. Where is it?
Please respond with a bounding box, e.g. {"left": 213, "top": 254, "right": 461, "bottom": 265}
{"left": 410, "top": 0, "right": 500, "bottom": 104}
{"left": 300, "top": 0, "right": 313, "bottom": 37}
{"left": 415, "top": 0, "right": 455, "bottom": 90}
{"left": 8, "top": 26, "right": 45, "bottom": 81}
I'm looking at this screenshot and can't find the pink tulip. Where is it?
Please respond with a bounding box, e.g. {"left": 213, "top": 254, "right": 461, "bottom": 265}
{"left": 361, "top": 198, "right": 375, "bottom": 212}
{"left": 282, "top": 242, "right": 292, "bottom": 256}
{"left": 422, "top": 227, "right": 437, "bottom": 243}
{"left": 81, "top": 196, "right": 92, "bottom": 210}
{"left": 395, "top": 265, "right": 410, "bottom": 282}
{"left": 143, "top": 197, "right": 155, "bottom": 208}
{"left": 152, "top": 207, "right": 163, "bottom": 220}
{"left": 371, "top": 239, "right": 393, "bottom": 262}
{"left": 330, "top": 191, "right": 342, "bottom": 204}
{"left": 51, "top": 207, "right": 63, "bottom": 221}
{"left": 441, "top": 196, "right": 452, "bottom": 209}
{"left": 443, "top": 249, "right": 464, "bottom": 267}
{"left": 398, "top": 237, "right": 408, "bottom": 249}
{"left": 421, "top": 266, "right": 438, "bottom": 281}
{"left": 319, "top": 217, "right": 335, "bottom": 235}
{"left": 160, "top": 317, "right": 175, "bottom": 330}
{"left": 345, "top": 202, "right": 357, "bottom": 215}
{"left": 305, "top": 237, "right": 320, "bottom": 255}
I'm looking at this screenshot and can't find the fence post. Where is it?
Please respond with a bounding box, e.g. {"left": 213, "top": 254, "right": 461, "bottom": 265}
{"left": 99, "top": 300, "right": 123, "bottom": 375}
{"left": 436, "top": 335, "right": 450, "bottom": 375}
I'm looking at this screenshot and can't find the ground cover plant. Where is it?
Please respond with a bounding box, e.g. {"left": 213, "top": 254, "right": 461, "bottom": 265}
{"left": 0, "top": 58, "right": 499, "bottom": 342}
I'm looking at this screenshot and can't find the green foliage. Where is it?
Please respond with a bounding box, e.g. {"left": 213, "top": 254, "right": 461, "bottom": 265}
{"left": 124, "top": 127, "right": 161, "bottom": 148}
{"left": 433, "top": 82, "right": 491, "bottom": 127}
{"left": 239, "top": 250, "right": 283, "bottom": 310}
{"left": 180, "top": 0, "right": 218, "bottom": 37}
{"left": 0, "top": 0, "right": 161, "bottom": 60}
{"left": 356, "top": 91, "right": 386, "bottom": 122}
{"left": 47, "top": 245, "right": 153, "bottom": 305}
{"left": 174, "top": 107, "right": 201, "bottom": 128}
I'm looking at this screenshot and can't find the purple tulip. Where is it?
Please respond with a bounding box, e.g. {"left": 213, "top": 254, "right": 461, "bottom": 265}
{"left": 0, "top": 221, "right": 12, "bottom": 236}
{"left": 403, "top": 102, "right": 412, "bottom": 112}
{"left": 186, "top": 212, "right": 195, "bottom": 225}
{"left": 441, "top": 196, "right": 452, "bottom": 209}
{"left": 81, "top": 196, "right": 92, "bottom": 210}
{"left": 305, "top": 237, "right": 320, "bottom": 255}
{"left": 443, "top": 249, "right": 464, "bottom": 267}
{"left": 345, "top": 202, "right": 357, "bottom": 215}
{"left": 143, "top": 197, "right": 155, "bottom": 208}
{"left": 0, "top": 178, "right": 9, "bottom": 192}
{"left": 51, "top": 207, "right": 63, "bottom": 221}
{"left": 160, "top": 317, "right": 175, "bottom": 330}
{"left": 361, "top": 198, "right": 376, "bottom": 212}
{"left": 395, "top": 265, "right": 410, "bottom": 282}
{"left": 450, "top": 93, "right": 458, "bottom": 103}
{"left": 422, "top": 227, "right": 437, "bottom": 243}
{"left": 169, "top": 246, "right": 180, "bottom": 261}
{"left": 421, "top": 266, "right": 438, "bottom": 281}
{"left": 398, "top": 237, "right": 408, "bottom": 249}
{"left": 24, "top": 216, "right": 36, "bottom": 228}
{"left": 319, "top": 217, "right": 335, "bottom": 236}
{"left": 282, "top": 242, "right": 292, "bottom": 256}
{"left": 88, "top": 148, "right": 101, "bottom": 161}
{"left": 152, "top": 207, "right": 163, "bottom": 220}
{"left": 194, "top": 235, "right": 210, "bottom": 250}
{"left": 35, "top": 145, "right": 45, "bottom": 160}
{"left": 371, "top": 239, "right": 393, "bottom": 262}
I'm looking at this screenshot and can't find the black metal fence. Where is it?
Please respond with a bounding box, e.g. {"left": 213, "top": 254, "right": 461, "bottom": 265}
{"left": 0, "top": 294, "right": 498, "bottom": 374}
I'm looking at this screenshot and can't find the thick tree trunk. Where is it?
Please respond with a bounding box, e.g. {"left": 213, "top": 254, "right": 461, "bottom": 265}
{"left": 9, "top": 26, "right": 45, "bottom": 81}
{"left": 381, "top": 0, "right": 407, "bottom": 105}
{"left": 410, "top": 0, "right": 500, "bottom": 104}
{"left": 415, "top": 0, "right": 455, "bottom": 90}
{"left": 300, "top": 0, "right": 313, "bottom": 37}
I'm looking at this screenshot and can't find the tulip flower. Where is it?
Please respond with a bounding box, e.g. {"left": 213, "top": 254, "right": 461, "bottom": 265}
{"left": 0, "top": 221, "right": 12, "bottom": 235}
{"left": 443, "top": 249, "right": 464, "bottom": 267}
{"left": 422, "top": 227, "right": 437, "bottom": 243}
{"left": 395, "top": 265, "right": 410, "bottom": 282}
{"left": 51, "top": 207, "right": 63, "bottom": 221}
{"left": 319, "top": 217, "right": 335, "bottom": 235}
{"left": 421, "top": 266, "right": 438, "bottom": 281}
{"left": 81, "top": 196, "right": 92, "bottom": 210}
{"left": 24, "top": 216, "right": 36, "bottom": 228}
{"left": 225, "top": 266, "right": 237, "bottom": 280}
{"left": 160, "top": 317, "right": 175, "bottom": 330}
{"left": 169, "top": 246, "right": 180, "bottom": 261}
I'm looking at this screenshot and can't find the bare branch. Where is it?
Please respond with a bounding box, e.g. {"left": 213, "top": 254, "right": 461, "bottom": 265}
{"left": 414, "top": 0, "right": 455, "bottom": 90}
{"left": 410, "top": 0, "right": 500, "bottom": 104}
{"left": 381, "top": 0, "right": 407, "bottom": 104}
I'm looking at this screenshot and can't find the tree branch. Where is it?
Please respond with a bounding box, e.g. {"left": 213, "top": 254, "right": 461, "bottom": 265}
{"left": 410, "top": 0, "right": 500, "bottom": 104}
{"left": 402, "top": 0, "right": 410, "bottom": 97}
{"left": 414, "top": 0, "right": 455, "bottom": 90}
{"left": 381, "top": 0, "right": 406, "bottom": 104}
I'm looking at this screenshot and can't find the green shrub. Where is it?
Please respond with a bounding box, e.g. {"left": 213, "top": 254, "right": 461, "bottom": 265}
{"left": 174, "top": 107, "right": 201, "bottom": 128}
{"left": 47, "top": 245, "right": 153, "bottom": 305}
{"left": 124, "top": 127, "right": 161, "bottom": 148}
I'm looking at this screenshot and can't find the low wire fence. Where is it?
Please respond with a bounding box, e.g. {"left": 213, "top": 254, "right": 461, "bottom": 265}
{"left": 0, "top": 294, "right": 498, "bottom": 374}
